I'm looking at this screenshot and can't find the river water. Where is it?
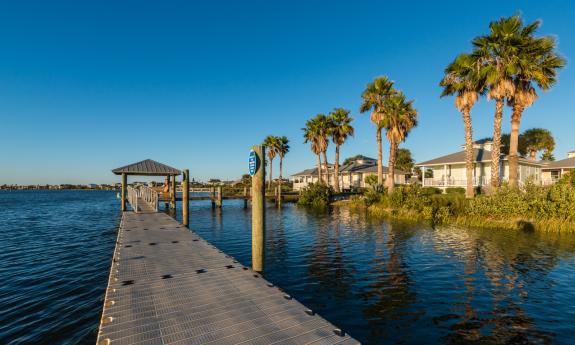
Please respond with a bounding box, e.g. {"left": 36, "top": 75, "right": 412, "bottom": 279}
{"left": 1, "top": 190, "right": 575, "bottom": 344}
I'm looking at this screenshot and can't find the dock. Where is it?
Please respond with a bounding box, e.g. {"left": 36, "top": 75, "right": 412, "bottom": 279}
{"left": 98, "top": 159, "right": 359, "bottom": 344}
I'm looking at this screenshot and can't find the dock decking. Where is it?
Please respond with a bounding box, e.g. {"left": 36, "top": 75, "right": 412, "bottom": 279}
{"left": 97, "top": 209, "right": 359, "bottom": 345}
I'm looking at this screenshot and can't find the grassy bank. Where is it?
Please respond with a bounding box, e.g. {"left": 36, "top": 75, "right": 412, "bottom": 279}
{"left": 331, "top": 175, "right": 575, "bottom": 233}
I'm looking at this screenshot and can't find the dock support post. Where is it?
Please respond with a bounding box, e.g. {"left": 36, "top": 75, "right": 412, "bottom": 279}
{"left": 277, "top": 183, "right": 282, "bottom": 208}
{"left": 121, "top": 173, "right": 127, "bottom": 212}
{"left": 243, "top": 186, "right": 248, "bottom": 208}
{"left": 211, "top": 187, "right": 216, "bottom": 209}
{"left": 183, "top": 169, "right": 189, "bottom": 227}
{"left": 251, "top": 145, "right": 265, "bottom": 272}
{"left": 170, "top": 175, "right": 176, "bottom": 210}
{"left": 217, "top": 186, "right": 222, "bottom": 208}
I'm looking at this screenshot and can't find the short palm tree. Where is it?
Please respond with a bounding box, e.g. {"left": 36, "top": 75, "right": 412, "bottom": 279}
{"left": 303, "top": 118, "right": 324, "bottom": 184}
{"left": 506, "top": 19, "right": 565, "bottom": 187}
{"left": 263, "top": 135, "right": 279, "bottom": 190}
{"left": 276, "top": 136, "right": 290, "bottom": 206}
{"left": 472, "top": 16, "right": 519, "bottom": 188}
{"left": 521, "top": 128, "right": 555, "bottom": 160}
{"left": 329, "top": 108, "right": 354, "bottom": 192}
{"left": 380, "top": 92, "right": 417, "bottom": 193}
{"left": 360, "top": 76, "right": 396, "bottom": 185}
{"left": 440, "top": 53, "right": 484, "bottom": 198}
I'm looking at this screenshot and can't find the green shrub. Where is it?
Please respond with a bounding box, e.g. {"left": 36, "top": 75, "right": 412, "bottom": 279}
{"left": 363, "top": 189, "right": 384, "bottom": 206}
{"left": 420, "top": 187, "right": 443, "bottom": 196}
{"left": 446, "top": 187, "right": 465, "bottom": 195}
{"left": 298, "top": 183, "right": 333, "bottom": 208}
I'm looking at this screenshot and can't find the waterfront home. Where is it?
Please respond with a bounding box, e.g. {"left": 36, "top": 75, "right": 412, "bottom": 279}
{"left": 291, "top": 155, "right": 408, "bottom": 191}
{"left": 541, "top": 150, "right": 575, "bottom": 185}
{"left": 416, "top": 140, "right": 547, "bottom": 190}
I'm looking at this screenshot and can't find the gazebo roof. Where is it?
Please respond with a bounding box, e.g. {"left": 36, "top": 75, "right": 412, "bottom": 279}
{"left": 112, "top": 159, "right": 181, "bottom": 176}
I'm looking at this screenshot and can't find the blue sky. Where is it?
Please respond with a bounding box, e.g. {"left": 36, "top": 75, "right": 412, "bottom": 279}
{"left": 0, "top": 1, "right": 573, "bottom": 184}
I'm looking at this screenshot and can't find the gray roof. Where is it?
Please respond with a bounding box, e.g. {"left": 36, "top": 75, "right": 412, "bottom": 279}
{"left": 542, "top": 157, "right": 575, "bottom": 169}
{"left": 292, "top": 163, "right": 407, "bottom": 176}
{"left": 416, "top": 149, "right": 546, "bottom": 167}
{"left": 112, "top": 159, "right": 181, "bottom": 176}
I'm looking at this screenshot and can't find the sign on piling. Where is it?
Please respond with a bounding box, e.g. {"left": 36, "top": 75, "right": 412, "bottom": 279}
{"left": 251, "top": 145, "right": 265, "bottom": 272}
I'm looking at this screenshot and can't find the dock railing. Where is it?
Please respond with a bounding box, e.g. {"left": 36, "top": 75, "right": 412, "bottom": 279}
{"left": 127, "top": 186, "right": 139, "bottom": 212}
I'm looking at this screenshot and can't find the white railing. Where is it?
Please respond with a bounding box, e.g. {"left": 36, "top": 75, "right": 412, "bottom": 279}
{"left": 541, "top": 178, "right": 559, "bottom": 186}
{"left": 139, "top": 185, "right": 159, "bottom": 211}
{"left": 127, "top": 185, "right": 158, "bottom": 213}
{"left": 423, "top": 176, "right": 492, "bottom": 187}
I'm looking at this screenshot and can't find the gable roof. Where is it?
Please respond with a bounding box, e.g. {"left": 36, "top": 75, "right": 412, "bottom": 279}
{"left": 542, "top": 157, "right": 575, "bottom": 169}
{"left": 416, "top": 149, "right": 547, "bottom": 167}
{"left": 112, "top": 159, "right": 181, "bottom": 176}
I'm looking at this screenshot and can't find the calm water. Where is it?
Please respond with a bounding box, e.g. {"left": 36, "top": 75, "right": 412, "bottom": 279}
{"left": 1, "top": 191, "right": 575, "bottom": 344}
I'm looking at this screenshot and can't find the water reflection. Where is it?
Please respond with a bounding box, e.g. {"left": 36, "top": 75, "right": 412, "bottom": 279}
{"left": 179, "top": 201, "right": 575, "bottom": 345}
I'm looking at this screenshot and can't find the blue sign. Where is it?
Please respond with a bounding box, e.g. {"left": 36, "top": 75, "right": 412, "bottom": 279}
{"left": 248, "top": 150, "right": 257, "bottom": 176}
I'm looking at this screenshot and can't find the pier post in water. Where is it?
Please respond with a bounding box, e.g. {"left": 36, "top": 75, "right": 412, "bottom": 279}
{"left": 182, "top": 169, "right": 189, "bottom": 227}
{"left": 217, "top": 186, "right": 222, "bottom": 208}
{"left": 243, "top": 186, "right": 248, "bottom": 208}
{"left": 121, "top": 173, "right": 127, "bottom": 211}
{"left": 251, "top": 145, "right": 265, "bottom": 272}
{"left": 211, "top": 187, "right": 216, "bottom": 209}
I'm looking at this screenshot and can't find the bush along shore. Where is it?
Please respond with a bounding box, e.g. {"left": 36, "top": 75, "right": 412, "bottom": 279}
{"left": 322, "top": 174, "right": 575, "bottom": 232}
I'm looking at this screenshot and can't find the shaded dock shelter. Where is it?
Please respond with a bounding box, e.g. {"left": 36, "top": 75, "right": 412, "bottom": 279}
{"left": 112, "top": 159, "right": 181, "bottom": 212}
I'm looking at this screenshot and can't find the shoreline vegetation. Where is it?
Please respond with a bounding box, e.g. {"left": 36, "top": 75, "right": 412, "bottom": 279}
{"left": 326, "top": 172, "right": 575, "bottom": 233}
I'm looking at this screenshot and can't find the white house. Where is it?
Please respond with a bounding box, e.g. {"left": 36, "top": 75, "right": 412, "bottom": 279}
{"left": 416, "top": 140, "right": 547, "bottom": 190}
{"left": 541, "top": 150, "right": 575, "bottom": 185}
{"left": 291, "top": 156, "right": 408, "bottom": 191}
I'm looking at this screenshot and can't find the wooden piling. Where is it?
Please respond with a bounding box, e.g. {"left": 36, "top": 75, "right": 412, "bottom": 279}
{"left": 121, "top": 173, "right": 127, "bottom": 212}
{"left": 251, "top": 145, "right": 265, "bottom": 272}
{"left": 211, "top": 187, "right": 216, "bottom": 209}
{"left": 217, "top": 186, "right": 222, "bottom": 208}
{"left": 277, "top": 183, "right": 282, "bottom": 208}
{"left": 182, "top": 169, "right": 189, "bottom": 227}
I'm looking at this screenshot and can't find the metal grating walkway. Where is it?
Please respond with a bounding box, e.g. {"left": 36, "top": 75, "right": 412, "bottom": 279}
{"left": 97, "top": 211, "right": 359, "bottom": 345}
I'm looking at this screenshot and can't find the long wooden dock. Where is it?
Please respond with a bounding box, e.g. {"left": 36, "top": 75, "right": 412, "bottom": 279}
{"left": 97, "top": 208, "right": 359, "bottom": 344}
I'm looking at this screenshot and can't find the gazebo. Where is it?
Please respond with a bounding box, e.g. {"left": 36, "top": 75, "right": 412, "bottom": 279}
{"left": 112, "top": 159, "right": 182, "bottom": 212}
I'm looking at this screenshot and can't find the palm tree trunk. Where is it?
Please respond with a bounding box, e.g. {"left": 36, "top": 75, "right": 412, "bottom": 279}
{"left": 490, "top": 99, "right": 503, "bottom": 189}
{"left": 334, "top": 144, "right": 340, "bottom": 193}
{"left": 316, "top": 153, "right": 323, "bottom": 184}
{"left": 387, "top": 141, "right": 398, "bottom": 193}
{"left": 322, "top": 151, "right": 329, "bottom": 186}
{"left": 462, "top": 108, "right": 475, "bottom": 199}
{"left": 377, "top": 128, "right": 383, "bottom": 185}
{"left": 508, "top": 104, "right": 523, "bottom": 188}
{"left": 278, "top": 157, "right": 283, "bottom": 207}
{"left": 268, "top": 158, "right": 273, "bottom": 191}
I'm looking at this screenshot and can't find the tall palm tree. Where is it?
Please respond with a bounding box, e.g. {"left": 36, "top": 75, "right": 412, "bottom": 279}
{"left": 360, "top": 76, "right": 396, "bottom": 185}
{"left": 507, "top": 20, "right": 566, "bottom": 187}
{"left": 329, "top": 108, "right": 354, "bottom": 192}
{"left": 315, "top": 114, "right": 333, "bottom": 185}
{"left": 472, "top": 17, "right": 519, "bottom": 188}
{"left": 263, "top": 135, "right": 279, "bottom": 190}
{"left": 276, "top": 136, "right": 290, "bottom": 206}
{"left": 440, "top": 53, "right": 484, "bottom": 199}
{"left": 380, "top": 92, "right": 417, "bottom": 193}
{"left": 303, "top": 118, "right": 324, "bottom": 184}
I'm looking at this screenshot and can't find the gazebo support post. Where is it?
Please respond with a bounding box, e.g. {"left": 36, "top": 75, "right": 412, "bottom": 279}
{"left": 121, "top": 173, "right": 127, "bottom": 212}
{"left": 170, "top": 175, "right": 176, "bottom": 209}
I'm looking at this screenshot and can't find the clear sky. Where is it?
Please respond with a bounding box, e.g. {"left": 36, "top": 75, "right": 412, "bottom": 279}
{"left": 1, "top": 1, "right": 573, "bottom": 184}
